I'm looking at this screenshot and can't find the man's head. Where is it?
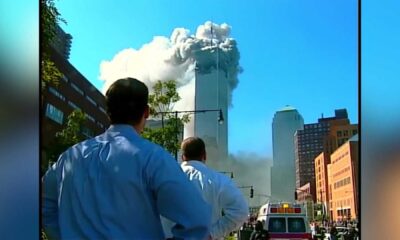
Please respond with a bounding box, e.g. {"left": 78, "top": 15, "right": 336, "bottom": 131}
{"left": 181, "top": 137, "right": 206, "bottom": 162}
{"left": 105, "top": 78, "right": 149, "bottom": 131}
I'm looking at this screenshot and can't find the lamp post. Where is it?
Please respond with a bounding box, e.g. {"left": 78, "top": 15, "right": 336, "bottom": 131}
{"left": 156, "top": 109, "right": 224, "bottom": 159}
{"left": 220, "top": 171, "right": 234, "bottom": 179}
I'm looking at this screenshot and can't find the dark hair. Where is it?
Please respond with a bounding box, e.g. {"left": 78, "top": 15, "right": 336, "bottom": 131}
{"left": 105, "top": 78, "right": 148, "bottom": 124}
{"left": 255, "top": 221, "right": 263, "bottom": 231}
{"left": 181, "top": 137, "right": 206, "bottom": 160}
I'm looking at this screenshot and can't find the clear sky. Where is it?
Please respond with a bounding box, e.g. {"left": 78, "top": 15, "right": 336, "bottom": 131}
{"left": 56, "top": 0, "right": 358, "bottom": 158}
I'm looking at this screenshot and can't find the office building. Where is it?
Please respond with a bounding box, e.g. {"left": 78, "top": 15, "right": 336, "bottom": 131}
{"left": 271, "top": 106, "right": 304, "bottom": 201}
{"left": 328, "top": 134, "right": 359, "bottom": 221}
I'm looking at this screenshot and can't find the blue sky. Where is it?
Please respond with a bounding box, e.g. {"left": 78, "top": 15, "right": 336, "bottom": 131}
{"left": 56, "top": 0, "right": 358, "bottom": 158}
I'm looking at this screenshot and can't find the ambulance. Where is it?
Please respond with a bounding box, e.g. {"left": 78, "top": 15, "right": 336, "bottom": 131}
{"left": 257, "top": 202, "right": 312, "bottom": 240}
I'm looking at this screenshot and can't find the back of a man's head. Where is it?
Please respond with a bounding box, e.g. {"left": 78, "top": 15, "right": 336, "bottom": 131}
{"left": 181, "top": 137, "right": 206, "bottom": 161}
{"left": 105, "top": 78, "right": 148, "bottom": 124}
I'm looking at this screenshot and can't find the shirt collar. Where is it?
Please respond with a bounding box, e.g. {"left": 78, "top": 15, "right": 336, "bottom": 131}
{"left": 106, "top": 124, "right": 140, "bottom": 138}
{"left": 181, "top": 160, "right": 206, "bottom": 167}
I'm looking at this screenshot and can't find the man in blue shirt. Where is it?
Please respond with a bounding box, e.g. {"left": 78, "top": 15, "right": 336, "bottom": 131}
{"left": 42, "top": 78, "right": 212, "bottom": 239}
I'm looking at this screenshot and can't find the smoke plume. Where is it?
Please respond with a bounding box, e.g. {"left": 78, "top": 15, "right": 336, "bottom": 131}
{"left": 207, "top": 152, "right": 273, "bottom": 207}
{"left": 99, "top": 21, "right": 242, "bottom": 110}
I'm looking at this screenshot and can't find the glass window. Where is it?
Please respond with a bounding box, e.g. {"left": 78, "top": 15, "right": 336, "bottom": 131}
{"left": 61, "top": 75, "right": 68, "bottom": 82}
{"left": 86, "top": 95, "right": 97, "bottom": 106}
{"left": 288, "top": 218, "right": 306, "bottom": 233}
{"left": 337, "top": 131, "right": 342, "bottom": 137}
{"left": 344, "top": 130, "right": 348, "bottom": 136}
{"left": 48, "top": 86, "right": 66, "bottom": 101}
{"left": 45, "top": 103, "right": 64, "bottom": 124}
{"left": 99, "top": 106, "right": 107, "bottom": 114}
{"left": 81, "top": 127, "right": 93, "bottom": 138}
{"left": 85, "top": 113, "right": 95, "bottom": 123}
{"left": 352, "top": 129, "right": 358, "bottom": 135}
{"left": 268, "top": 217, "right": 286, "bottom": 232}
{"left": 68, "top": 100, "right": 80, "bottom": 110}
{"left": 71, "top": 82, "right": 84, "bottom": 95}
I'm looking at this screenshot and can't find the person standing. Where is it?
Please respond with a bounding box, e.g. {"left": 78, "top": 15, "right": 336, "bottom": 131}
{"left": 178, "top": 137, "right": 249, "bottom": 239}
{"left": 42, "top": 78, "right": 211, "bottom": 239}
{"left": 249, "top": 221, "right": 270, "bottom": 240}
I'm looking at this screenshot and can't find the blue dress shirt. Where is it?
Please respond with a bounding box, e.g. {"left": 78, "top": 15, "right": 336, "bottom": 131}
{"left": 42, "top": 124, "right": 211, "bottom": 239}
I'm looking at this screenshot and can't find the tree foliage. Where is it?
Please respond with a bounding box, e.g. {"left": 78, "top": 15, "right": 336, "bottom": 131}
{"left": 41, "top": 0, "right": 65, "bottom": 89}
{"left": 42, "top": 110, "right": 87, "bottom": 175}
{"left": 142, "top": 80, "right": 190, "bottom": 157}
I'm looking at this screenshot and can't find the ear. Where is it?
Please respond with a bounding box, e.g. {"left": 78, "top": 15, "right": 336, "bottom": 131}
{"left": 144, "top": 105, "right": 150, "bottom": 119}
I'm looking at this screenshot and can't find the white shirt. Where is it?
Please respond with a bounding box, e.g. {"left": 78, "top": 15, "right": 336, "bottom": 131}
{"left": 181, "top": 160, "right": 249, "bottom": 239}
{"left": 42, "top": 124, "right": 211, "bottom": 239}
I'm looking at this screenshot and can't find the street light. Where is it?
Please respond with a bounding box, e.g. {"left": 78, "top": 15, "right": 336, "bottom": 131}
{"left": 156, "top": 109, "right": 224, "bottom": 159}
{"left": 220, "top": 171, "right": 234, "bottom": 178}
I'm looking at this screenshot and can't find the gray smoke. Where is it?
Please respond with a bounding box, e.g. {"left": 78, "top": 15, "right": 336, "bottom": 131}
{"left": 99, "top": 21, "right": 242, "bottom": 109}
{"left": 207, "top": 152, "right": 273, "bottom": 207}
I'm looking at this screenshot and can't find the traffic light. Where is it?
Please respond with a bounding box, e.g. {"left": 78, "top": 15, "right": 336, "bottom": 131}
{"left": 250, "top": 187, "right": 254, "bottom": 198}
{"left": 294, "top": 191, "right": 298, "bottom": 200}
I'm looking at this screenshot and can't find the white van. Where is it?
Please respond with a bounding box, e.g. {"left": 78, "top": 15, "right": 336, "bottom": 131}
{"left": 257, "top": 202, "right": 312, "bottom": 240}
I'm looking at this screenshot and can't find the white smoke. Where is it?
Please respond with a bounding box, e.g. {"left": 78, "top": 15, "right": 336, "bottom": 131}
{"left": 99, "top": 21, "right": 241, "bottom": 111}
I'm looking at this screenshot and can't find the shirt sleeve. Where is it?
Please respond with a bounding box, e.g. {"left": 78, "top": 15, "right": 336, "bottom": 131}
{"left": 146, "top": 148, "right": 212, "bottom": 240}
{"left": 42, "top": 160, "right": 61, "bottom": 239}
{"left": 211, "top": 176, "right": 249, "bottom": 239}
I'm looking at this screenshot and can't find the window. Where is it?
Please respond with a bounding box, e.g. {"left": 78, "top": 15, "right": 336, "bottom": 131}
{"left": 99, "top": 106, "right": 107, "bottom": 114}
{"left": 81, "top": 127, "right": 93, "bottom": 138}
{"left": 97, "top": 121, "right": 104, "bottom": 129}
{"left": 268, "top": 217, "right": 286, "bottom": 233}
{"left": 61, "top": 75, "right": 68, "bottom": 82}
{"left": 86, "top": 95, "right": 97, "bottom": 106}
{"left": 352, "top": 129, "right": 358, "bottom": 135}
{"left": 45, "top": 103, "right": 64, "bottom": 124}
{"left": 337, "top": 131, "right": 342, "bottom": 137}
{"left": 71, "top": 82, "right": 84, "bottom": 95}
{"left": 48, "top": 87, "right": 66, "bottom": 101}
{"left": 344, "top": 130, "right": 348, "bottom": 136}
{"left": 288, "top": 218, "right": 306, "bottom": 233}
{"left": 68, "top": 101, "right": 80, "bottom": 110}
{"left": 85, "top": 113, "right": 95, "bottom": 123}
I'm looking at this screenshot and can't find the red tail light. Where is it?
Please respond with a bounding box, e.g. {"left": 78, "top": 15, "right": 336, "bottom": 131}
{"left": 270, "top": 207, "right": 277, "bottom": 213}
{"left": 294, "top": 207, "right": 301, "bottom": 213}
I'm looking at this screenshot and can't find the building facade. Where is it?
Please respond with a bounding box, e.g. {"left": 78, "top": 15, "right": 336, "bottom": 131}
{"left": 183, "top": 48, "right": 230, "bottom": 162}
{"left": 328, "top": 135, "right": 359, "bottom": 222}
{"left": 271, "top": 106, "right": 304, "bottom": 202}
{"left": 295, "top": 109, "right": 357, "bottom": 202}
{"left": 42, "top": 27, "right": 110, "bottom": 165}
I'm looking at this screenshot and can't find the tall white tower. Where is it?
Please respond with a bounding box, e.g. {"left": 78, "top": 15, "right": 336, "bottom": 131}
{"left": 271, "top": 106, "right": 304, "bottom": 201}
{"left": 184, "top": 48, "right": 229, "bottom": 162}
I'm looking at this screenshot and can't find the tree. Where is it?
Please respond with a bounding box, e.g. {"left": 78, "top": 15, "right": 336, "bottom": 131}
{"left": 142, "top": 80, "right": 189, "bottom": 157}
{"left": 41, "top": 0, "right": 65, "bottom": 89}
{"left": 42, "top": 109, "right": 87, "bottom": 175}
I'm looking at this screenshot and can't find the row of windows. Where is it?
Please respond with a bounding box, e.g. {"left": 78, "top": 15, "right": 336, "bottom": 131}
{"left": 333, "top": 166, "right": 350, "bottom": 178}
{"left": 332, "top": 151, "right": 349, "bottom": 164}
{"left": 71, "top": 82, "right": 84, "bottom": 95}
{"left": 48, "top": 84, "right": 105, "bottom": 118}
{"left": 85, "top": 113, "right": 96, "bottom": 123}
{"left": 45, "top": 103, "right": 106, "bottom": 132}
{"left": 337, "top": 129, "right": 357, "bottom": 137}
{"left": 86, "top": 95, "right": 97, "bottom": 107}
{"left": 334, "top": 198, "right": 352, "bottom": 209}
{"left": 48, "top": 87, "right": 66, "bottom": 101}
{"left": 334, "top": 177, "right": 351, "bottom": 189}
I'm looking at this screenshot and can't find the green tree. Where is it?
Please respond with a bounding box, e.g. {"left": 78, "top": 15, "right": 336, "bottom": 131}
{"left": 142, "top": 80, "right": 189, "bottom": 157}
{"left": 41, "top": 0, "right": 65, "bottom": 89}
{"left": 42, "top": 109, "right": 87, "bottom": 175}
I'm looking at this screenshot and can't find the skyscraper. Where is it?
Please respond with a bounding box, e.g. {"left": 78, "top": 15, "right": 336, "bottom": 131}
{"left": 271, "top": 106, "right": 304, "bottom": 202}
{"left": 294, "top": 109, "right": 358, "bottom": 202}
{"left": 187, "top": 48, "right": 229, "bottom": 162}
